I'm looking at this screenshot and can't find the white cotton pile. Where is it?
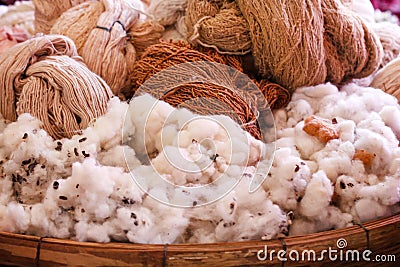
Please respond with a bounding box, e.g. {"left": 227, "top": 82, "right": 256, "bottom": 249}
{"left": 268, "top": 82, "right": 400, "bottom": 235}
{"left": 0, "top": 94, "right": 286, "bottom": 243}
{"left": 0, "top": 81, "right": 400, "bottom": 243}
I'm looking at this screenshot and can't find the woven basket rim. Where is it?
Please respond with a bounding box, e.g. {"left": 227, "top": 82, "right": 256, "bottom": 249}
{"left": 0, "top": 212, "right": 398, "bottom": 247}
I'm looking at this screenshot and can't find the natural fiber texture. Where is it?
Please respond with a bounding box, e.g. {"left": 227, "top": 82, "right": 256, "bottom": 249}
{"left": 0, "top": 25, "right": 29, "bottom": 54}
{"left": 125, "top": 41, "right": 291, "bottom": 139}
{"left": 257, "top": 80, "right": 291, "bottom": 111}
{"left": 147, "top": 0, "right": 188, "bottom": 27}
{"left": 49, "top": 0, "right": 163, "bottom": 96}
{"left": 186, "top": 0, "right": 383, "bottom": 90}
{"left": 0, "top": 0, "right": 35, "bottom": 35}
{"left": 0, "top": 35, "right": 113, "bottom": 139}
{"left": 237, "top": 0, "right": 327, "bottom": 89}
{"left": 322, "top": 0, "right": 383, "bottom": 83}
{"left": 371, "top": 22, "right": 400, "bottom": 68}
{"left": 128, "top": 20, "right": 165, "bottom": 56}
{"left": 370, "top": 57, "right": 400, "bottom": 101}
{"left": 32, "top": 0, "right": 87, "bottom": 34}
{"left": 186, "top": 0, "right": 251, "bottom": 55}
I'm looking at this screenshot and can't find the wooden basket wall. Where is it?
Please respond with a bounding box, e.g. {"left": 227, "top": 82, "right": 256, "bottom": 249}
{"left": 0, "top": 213, "right": 398, "bottom": 266}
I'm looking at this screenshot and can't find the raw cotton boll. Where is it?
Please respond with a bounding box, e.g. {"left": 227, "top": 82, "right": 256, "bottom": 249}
{"left": 299, "top": 171, "right": 334, "bottom": 218}
{"left": 193, "top": 178, "right": 288, "bottom": 242}
{"left": 0, "top": 35, "right": 113, "bottom": 139}
{"left": 314, "top": 206, "right": 353, "bottom": 231}
{"left": 33, "top": 0, "right": 87, "bottom": 34}
{"left": 294, "top": 83, "right": 340, "bottom": 101}
{"left": 187, "top": 117, "right": 220, "bottom": 140}
{"left": 294, "top": 121, "right": 324, "bottom": 159}
{"left": 343, "top": 82, "right": 399, "bottom": 109}
{"left": 0, "top": 1, "right": 35, "bottom": 35}
{"left": 49, "top": 159, "right": 126, "bottom": 223}
{"left": 186, "top": 1, "right": 252, "bottom": 54}
{"left": 353, "top": 198, "right": 392, "bottom": 222}
{"left": 274, "top": 109, "right": 288, "bottom": 132}
{"left": 311, "top": 141, "right": 354, "bottom": 182}
{"left": 28, "top": 203, "right": 73, "bottom": 239}
{"left": 0, "top": 202, "right": 30, "bottom": 232}
{"left": 380, "top": 105, "right": 400, "bottom": 140}
{"left": 97, "top": 145, "right": 141, "bottom": 171}
{"left": 82, "top": 97, "right": 128, "bottom": 150}
{"left": 140, "top": 197, "right": 189, "bottom": 244}
{"left": 75, "top": 221, "right": 111, "bottom": 243}
{"left": 358, "top": 176, "right": 400, "bottom": 206}
{"left": 0, "top": 114, "right": 70, "bottom": 204}
{"left": 354, "top": 128, "right": 396, "bottom": 174}
{"left": 147, "top": 0, "right": 187, "bottom": 27}
{"left": 150, "top": 147, "right": 203, "bottom": 185}
{"left": 263, "top": 148, "right": 310, "bottom": 210}
{"left": 371, "top": 57, "right": 400, "bottom": 101}
{"left": 0, "top": 114, "right": 45, "bottom": 154}
{"left": 357, "top": 113, "right": 398, "bottom": 145}
{"left": 109, "top": 173, "right": 144, "bottom": 206}
{"left": 334, "top": 175, "right": 360, "bottom": 212}
{"left": 338, "top": 120, "right": 356, "bottom": 143}
{"left": 290, "top": 83, "right": 341, "bottom": 116}
{"left": 287, "top": 99, "right": 314, "bottom": 128}
{"left": 371, "top": 22, "right": 400, "bottom": 68}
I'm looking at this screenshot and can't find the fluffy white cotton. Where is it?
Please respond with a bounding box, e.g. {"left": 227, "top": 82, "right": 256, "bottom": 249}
{"left": 0, "top": 81, "right": 400, "bottom": 243}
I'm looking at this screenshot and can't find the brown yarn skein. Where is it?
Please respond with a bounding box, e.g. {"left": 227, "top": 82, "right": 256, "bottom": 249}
{"left": 0, "top": 35, "right": 113, "bottom": 139}
{"left": 125, "top": 41, "right": 291, "bottom": 140}
{"left": 49, "top": 0, "right": 164, "bottom": 96}
{"left": 186, "top": 0, "right": 383, "bottom": 90}
{"left": 186, "top": 0, "right": 251, "bottom": 55}
{"left": 321, "top": 0, "right": 382, "bottom": 83}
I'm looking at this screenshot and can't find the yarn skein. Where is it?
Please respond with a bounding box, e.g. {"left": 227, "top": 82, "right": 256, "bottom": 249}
{"left": 371, "top": 21, "right": 400, "bottom": 68}
{"left": 0, "top": 35, "right": 113, "bottom": 139}
{"left": 48, "top": 0, "right": 164, "bottom": 96}
{"left": 186, "top": 0, "right": 251, "bottom": 55}
{"left": 32, "top": 0, "right": 87, "bottom": 34}
{"left": 370, "top": 57, "right": 400, "bottom": 101}
{"left": 186, "top": 0, "right": 383, "bottom": 90}
{"left": 125, "top": 41, "right": 291, "bottom": 140}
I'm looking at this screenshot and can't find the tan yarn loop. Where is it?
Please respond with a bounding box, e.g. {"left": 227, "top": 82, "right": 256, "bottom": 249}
{"left": 0, "top": 35, "right": 113, "bottom": 139}
{"left": 186, "top": 0, "right": 383, "bottom": 90}
{"left": 370, "top": 57, "right": 400, "bottom": 101}
{"left": 38, "top": 0, "right": 164, "bottom": 96}
{"left": 33, "top": 0, "right": 87, "bottom": 34}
